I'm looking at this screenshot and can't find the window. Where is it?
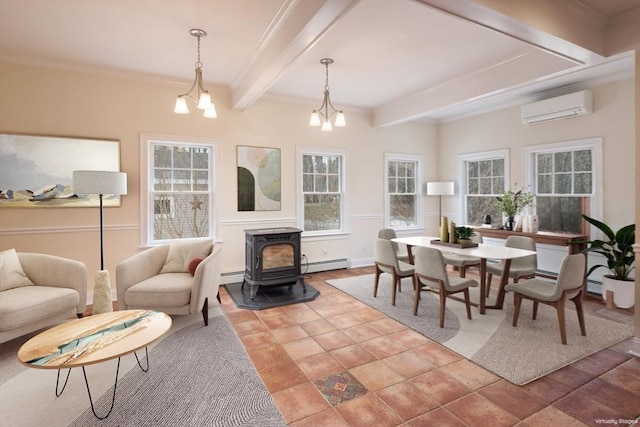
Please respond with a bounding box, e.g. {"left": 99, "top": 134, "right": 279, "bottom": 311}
{"left": 524, "top": 138, "right": 602, "bottom": 234}
{"left": 297, "top": 147, "right": 347, "bottom": 235}
{"left": 384, "top": 153, "right": 423, "bottom": 230}
{"left": 140, "top": 134, "right": 219, "bottom": 245}
{"left": 458, "top": 150, "right": 509, "bottom": 225}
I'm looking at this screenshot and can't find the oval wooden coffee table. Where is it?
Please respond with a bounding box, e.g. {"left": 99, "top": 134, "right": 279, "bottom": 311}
{"left": 18, "top": 310, "right": 171, "bottom": 419}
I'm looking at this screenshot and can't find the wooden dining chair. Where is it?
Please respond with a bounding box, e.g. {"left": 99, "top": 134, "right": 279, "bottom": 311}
{"left": 486, "top": 235, "right": 537, "bottom": 297}
{"left": 374, "top": 238, "right": 415, "bottom": 306}
{"left": 505, "top": 253, "right": 586, "bottom": 344}
{"left": 377, "top": 228, "right": 410, "bottom": 263}
{"left": 413, "top": 246, "right": 478, "bottom": 328}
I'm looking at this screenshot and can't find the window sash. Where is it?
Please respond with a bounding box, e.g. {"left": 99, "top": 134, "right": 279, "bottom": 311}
{"left": 141, "top": 134, "right": 218, "bottom": 246}
{"left": 524, "top": 138, "right": 602, "bottom": 237}
{"left": 458, "top": 150, "right": 509, "bottom": 226}
{"left": 297, "top": 148, "right": 347, "bottom": 235}
{"left": 384, "top": 153, "right": 423, "bottom": 230}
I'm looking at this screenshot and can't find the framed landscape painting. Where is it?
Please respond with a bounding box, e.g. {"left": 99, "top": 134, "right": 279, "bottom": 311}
{"left": 237, "top": 145, "right": 281, "bottom": 211}
{"left": 0, "top": 134, "right": 121, "bottom": 208}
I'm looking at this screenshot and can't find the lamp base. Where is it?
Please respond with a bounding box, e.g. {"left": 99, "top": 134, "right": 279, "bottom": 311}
{"left": 93, "top": 270, "right": 114, "bottom": 315}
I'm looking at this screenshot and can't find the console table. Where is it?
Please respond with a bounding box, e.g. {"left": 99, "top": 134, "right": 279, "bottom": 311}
{"left": 471, "top": 227, "right": 588, "bottom": 255}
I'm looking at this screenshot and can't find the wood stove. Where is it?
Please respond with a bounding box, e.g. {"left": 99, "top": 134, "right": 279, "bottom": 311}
{"left": 242, "top": 227, "right": 306, "bottom": 299}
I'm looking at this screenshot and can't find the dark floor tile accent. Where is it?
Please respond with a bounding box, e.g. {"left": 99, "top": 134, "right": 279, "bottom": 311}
{"left": 313, "top": 370, "right": 369, "bottom": 406}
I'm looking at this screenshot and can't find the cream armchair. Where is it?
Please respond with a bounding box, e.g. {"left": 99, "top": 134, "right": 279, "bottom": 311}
{"left": 0, "top": 251, "right": 87, "bottom": 344}
{"left": 116, "top": 241, "right": 222, "bottom": 326}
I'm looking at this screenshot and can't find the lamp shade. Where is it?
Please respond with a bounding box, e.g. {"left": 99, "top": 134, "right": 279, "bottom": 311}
{"left": 174, "top": 96, "right": 189, "bottom": 114}
{"left": 73, "top": 171, "right": 127, "bottom": 195}
{"left": 426, "top": 181, "right": 454, "bottom": 196}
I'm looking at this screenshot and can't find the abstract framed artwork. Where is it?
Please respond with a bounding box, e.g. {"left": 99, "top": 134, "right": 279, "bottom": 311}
{"left": 237, "top": 145, "right": 281, "bottom": 211}
{"left": 0, "top": 134, "right": 121, "bottom": 208}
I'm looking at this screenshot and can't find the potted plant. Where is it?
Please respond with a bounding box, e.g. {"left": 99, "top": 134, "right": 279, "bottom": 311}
{"left": 580, "top": 214, "right": 635, "bottom": 309}
{"left": 494, "top": 188, "right": 534, "bottom": 230}
{"left": 456, "top": 226, "right": 476, "bottom": 244}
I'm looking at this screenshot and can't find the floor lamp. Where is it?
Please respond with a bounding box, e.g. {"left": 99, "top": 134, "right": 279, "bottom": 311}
{"left": 73, "top": 170, "right": 127, "bottom": 314}
{"left": 426, "top": 181, "right": 455, "bottom": 224}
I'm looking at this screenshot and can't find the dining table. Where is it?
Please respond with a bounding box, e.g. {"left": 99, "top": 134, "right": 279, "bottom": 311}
{"left": 391, "top": 236, "right": 537, "bottom": 314}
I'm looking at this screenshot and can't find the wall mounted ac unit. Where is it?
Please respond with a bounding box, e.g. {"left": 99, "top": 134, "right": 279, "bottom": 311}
{"left": 521, "top": 90, "right": 593, "bottom": 124}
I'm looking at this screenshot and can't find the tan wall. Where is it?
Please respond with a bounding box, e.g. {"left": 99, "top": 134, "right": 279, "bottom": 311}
{"left": 0, "top": 61, "right": 438, "bottom": 293}
{"left": 0, "top": 62, "right": 635, "bottom": 301}
{"left": 437, "top": 78, "right": 636, "bottom": 231}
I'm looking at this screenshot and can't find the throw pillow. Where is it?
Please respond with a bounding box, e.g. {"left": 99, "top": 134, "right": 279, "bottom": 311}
{"left": 0, "top": 248, "right": 35, "bottom": 291}
{"left": 160, "top": 240, "right": 211, "bottom": 273}
{"left": 188, "top": 257, "right": 204, "bottom": 276}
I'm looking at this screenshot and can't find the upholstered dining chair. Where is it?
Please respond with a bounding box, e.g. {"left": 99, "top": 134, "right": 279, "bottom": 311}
{"left": 505, "top": 253, "right": 586, "bottom": 345}
{"left": 413, "top": 246, "right": 478, "bottom": 328}
{"left": 377, "top": 228, "right": 410, "bottom": 263}
{"left": 486, "top": 235, "right": 537, "bottom": 297}
{"left": 374, "top": 238, "right": 415, "bottom": 306}
{"left": 443, "top": 232, "right": 483, "bottom": 277}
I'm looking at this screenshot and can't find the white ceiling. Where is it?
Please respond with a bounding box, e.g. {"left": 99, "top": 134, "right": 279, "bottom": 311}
{"left": 0, "top": 0, "right": 638, "bottom": 126}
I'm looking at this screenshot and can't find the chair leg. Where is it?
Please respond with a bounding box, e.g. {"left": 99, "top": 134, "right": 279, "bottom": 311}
{"left": 202, "top": 297, "right": 209, "bottom": 326}
{"left": 413, "top": 282, "right": 420, "bottom": 315}
{"left": 572, "top": 293, "right": 587, "bottom": 337}
{"left": 391, "top": 273, "right": 397, "bottom": 306}
{"left": 439, "top": 285, "right": 447, "bottom": 328}
{"left": 459, "top": 266, "right": 466, "bottom": 278}
{"left": 512, "top": 293, "right": 522, "bottom": 327}
{"left": 532, "top": 301, "right": 539, "bottom": 320}
{"left": 486, "top": 274, "right": 493, "bottom": 297}
{"left": 374, "top": 266, "right": 381, "bottom": 298}
{"left": 555, "top": 298, "right": 567, "bottom": 345}
{"left": 463, "top": 289, "right": 472, "bottom": 320}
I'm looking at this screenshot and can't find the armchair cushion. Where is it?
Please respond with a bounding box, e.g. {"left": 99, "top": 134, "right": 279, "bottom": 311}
{"left": 0, "top": 286, "right": 79, "bottom": 331}
{"left": 0, "top": 248, "right": 35, "bottom": 291}
{"left": 124, "top": 273, "right": 193, "bottom": 308}
{"left": 160, "top": 240, "right": 212, "bottom": 273}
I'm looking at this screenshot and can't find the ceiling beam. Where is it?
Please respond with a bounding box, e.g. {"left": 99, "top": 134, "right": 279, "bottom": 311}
{"left": 373, "top": 49, "right": 575, "bottom": 127}
{"left": 413, "top": 0, "right": 607, "bottom": 64}
{"left": 231, "top": 0, "right": 359, "bottom": 111}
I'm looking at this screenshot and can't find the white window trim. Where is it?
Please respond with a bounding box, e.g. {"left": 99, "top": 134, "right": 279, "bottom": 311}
{"left": 140, "top": 133, "right": 220, "bottom": 247}
{"left": 457, "top": 149, "right": 510, "bottom": 225}
{"left": 384, "top": 152, "right": 424, "bottom": 231}
{"left": 296, "top": 145, "right": 348, "bottom": 237}
{"left": 523, "top": 137, "right": 603, "bottom": 237}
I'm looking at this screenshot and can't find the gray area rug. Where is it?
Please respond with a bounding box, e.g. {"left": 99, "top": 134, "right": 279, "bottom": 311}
{"left": 69, "top": 315, "right": 285, "bottom": 427}
{"left": 328, "top": 274, "right": 633, "bottom": 385}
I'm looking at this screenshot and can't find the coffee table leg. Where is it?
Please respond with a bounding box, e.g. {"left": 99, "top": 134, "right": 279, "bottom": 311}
{"left": 134, "top": 347, "right": 150, "bottom": 372}
{"left": 82, "top": 357, "right": 121, "bottom": 420}
{"left": 55, "top": 369, "right": 72, "bottom": 397}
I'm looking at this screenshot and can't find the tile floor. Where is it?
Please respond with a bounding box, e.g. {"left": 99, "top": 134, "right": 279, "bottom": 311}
{"left": 219, "top": 266, "right": 639, "bottom": 427}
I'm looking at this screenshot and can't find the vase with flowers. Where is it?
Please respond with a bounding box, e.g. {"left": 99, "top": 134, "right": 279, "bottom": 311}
{"left": 494, "top": 187, "right": 534, "bottom": 230}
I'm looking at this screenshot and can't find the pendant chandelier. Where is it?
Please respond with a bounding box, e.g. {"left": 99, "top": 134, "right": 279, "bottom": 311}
{"left": 174, "top": 29, "right": 217, "bottom": 118}
{"left": 309, "top": 58, "right": 345, "bottom": 131}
